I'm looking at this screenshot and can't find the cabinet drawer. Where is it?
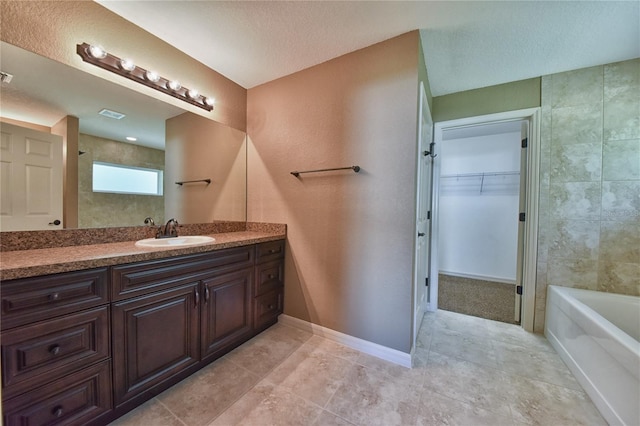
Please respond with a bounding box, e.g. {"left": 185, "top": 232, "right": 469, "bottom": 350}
{"left": 1, "top": 306, "right": 110, "bottom": 399}
{"left": 112, "top": 247, "right": 254, "bottom": 300}
{"left": 3, "top": 360, "right": 112, "bottom": 426}
{"left": 256, "top": 240, "right": 285, "bottom": 263}
{"left": 254, "top": 288, "right": 283, "bottom": 330}
{"left": 1, "top": 268, "right": 108, "bottom": 330}
{"left": 255, "top": 260, "right": 284, "bottom": 296}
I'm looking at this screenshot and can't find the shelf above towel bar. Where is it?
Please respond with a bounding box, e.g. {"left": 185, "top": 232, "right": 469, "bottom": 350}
{"left": 175, "top": 178, "right": 211, "bottom": 186}
{"left": 291, "top": 165, "right": 360, "bottom": 177}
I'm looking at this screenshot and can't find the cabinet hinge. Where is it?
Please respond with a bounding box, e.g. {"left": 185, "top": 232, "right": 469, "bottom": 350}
{"left": 521, "top": 138, "right": 528, "bottom": 148}
{"left": 425, "top": 277, "right": 429, "bottom": 287}
{"left": 519, "top": 212, "right": 526, "bottom": 222}
{"left": 516, "top": 285, "right": 523, "bottom": 295}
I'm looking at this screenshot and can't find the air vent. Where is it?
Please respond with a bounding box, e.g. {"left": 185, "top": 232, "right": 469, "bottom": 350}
{"left": 1, "top": 71, "right": 13, "bottom": 84}
{"left": 98, "top": 108, "right": 126, "bottom": 120}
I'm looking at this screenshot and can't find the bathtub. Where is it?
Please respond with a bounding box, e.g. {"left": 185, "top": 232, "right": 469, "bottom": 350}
{"left": 545, "top": 285, "right": 640, "bottom": 426}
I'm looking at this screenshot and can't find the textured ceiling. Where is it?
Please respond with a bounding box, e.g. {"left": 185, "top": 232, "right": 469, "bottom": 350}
{"left": 96, "top": 1, "right": 640, "bottom": 96}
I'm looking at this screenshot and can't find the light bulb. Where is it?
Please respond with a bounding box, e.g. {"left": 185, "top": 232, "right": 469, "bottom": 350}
{"left": 88, "top": 45, "right": 107, "bottom": 59}
{"left": 167, "top": 80, "right": 182, "bottom": 91}
{"left": 119, "top": 59, "right": 135, "bottom": 72}
{"left": 204, "top": 97, "right": 215, "bottom": 107}
{"left": 187, "top": 89, "right": 199, "bottom": 99}
{"left": 145, "top": 70, "right": 160, "bottom": 83}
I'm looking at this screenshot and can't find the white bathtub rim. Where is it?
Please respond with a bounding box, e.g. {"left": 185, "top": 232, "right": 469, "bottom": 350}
{"left": 547, "top": 285, "right": 640, "bottom": 378}
{"left": 545, "top": 324, "right": 627, "bottom": 426}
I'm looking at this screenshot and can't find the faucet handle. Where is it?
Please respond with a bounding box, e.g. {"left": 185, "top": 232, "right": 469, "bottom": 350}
{"left": 144, "top": 217, "right": 155, "bottom": 226}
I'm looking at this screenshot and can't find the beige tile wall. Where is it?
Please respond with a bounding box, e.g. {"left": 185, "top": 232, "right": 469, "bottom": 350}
{"left": 78, "top": 134, "right": 165, "bottom": 228}
{"left": 535, "top": 59, "right": 640, "bottom": 332}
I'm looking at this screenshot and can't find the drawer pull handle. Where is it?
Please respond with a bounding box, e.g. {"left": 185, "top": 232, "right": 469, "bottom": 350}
{"left": 269, "top": 249, "right": 278, "bottom": 254}
{"left": 49, "top": 345, "right": 61, "bottom": 356}
{"left": 49, "top": 292, "right": 60, "bottom": 301}
{"left": 194, "top": 288, "right": 200, "bottom": 306}
{"left": 52, "top": 406, "right": 64, "bottom": 417}
{"left": 204, "top": 286, "right": 210, "bottom": 302}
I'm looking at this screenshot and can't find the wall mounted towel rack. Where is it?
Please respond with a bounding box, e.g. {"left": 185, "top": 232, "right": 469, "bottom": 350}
{"left": 291, "top": 165, "right": 360, "bottom": 177}
{"left": 175, "top": 178, "right": 211, "bottom": 186}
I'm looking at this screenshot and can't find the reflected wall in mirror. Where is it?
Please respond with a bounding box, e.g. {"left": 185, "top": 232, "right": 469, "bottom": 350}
{"left": 0, "top": 41, "right": 247, "bottom": 231}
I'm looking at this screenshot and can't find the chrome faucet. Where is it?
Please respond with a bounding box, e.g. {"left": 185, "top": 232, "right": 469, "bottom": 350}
{"left": 157, "top": 218, "right": 179, "bottom": 238}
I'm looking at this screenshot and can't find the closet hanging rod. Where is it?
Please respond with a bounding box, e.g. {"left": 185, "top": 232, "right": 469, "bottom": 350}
{"left": 175, "top": 178, "right": 211, "bottom": 186}
{"left": 291, "top": 165, "right": 360, "bottom": 177}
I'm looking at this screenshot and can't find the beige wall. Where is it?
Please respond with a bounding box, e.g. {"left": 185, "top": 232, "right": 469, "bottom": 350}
{"left": 432, "top": 78, "right": 541, "bottom": 122}
{"left": 165, "top": 112, "right": 247, "bottom": 224}
{"left": 0, "top": 0, "right": 247, "bottom": 132}
{"left": 247, "top": 32, "right": 424, "bottom": 353}
{"left": 78, "top": 134, "right": 164, "bottom": 228}
{"left": 534, "top": 59, "right": 640, "bottom": 332}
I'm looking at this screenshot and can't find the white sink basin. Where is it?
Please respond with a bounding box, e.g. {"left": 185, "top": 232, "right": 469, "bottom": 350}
{"left": 135, "top": 235, "right": 215, "bottom": 248}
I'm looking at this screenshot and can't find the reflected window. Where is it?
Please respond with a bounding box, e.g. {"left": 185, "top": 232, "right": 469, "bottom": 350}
{"left": 92, "top": 162, "right": 163, "bottom": 196}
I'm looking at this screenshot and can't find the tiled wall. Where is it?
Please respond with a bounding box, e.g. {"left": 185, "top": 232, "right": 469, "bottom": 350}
{"left": 535, "top": 59, "right": 640, "bottom": 332}
{"left": 78, "top": 134, "right": 165, "bottom": 228}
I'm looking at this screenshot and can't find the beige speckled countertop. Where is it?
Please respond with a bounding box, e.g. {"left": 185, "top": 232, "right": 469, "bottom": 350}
{"left": 0, "top": 229, "right": 285, "bottom": 281}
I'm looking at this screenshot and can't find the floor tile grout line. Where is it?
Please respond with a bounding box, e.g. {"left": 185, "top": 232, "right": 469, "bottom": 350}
{"left": 154, "top": 397, "right": 189, "bottom": 426}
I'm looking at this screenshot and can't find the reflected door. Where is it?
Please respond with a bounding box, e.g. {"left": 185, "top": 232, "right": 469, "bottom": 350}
{"left": 0, "top": 122, "right": 63, "bottom": 231}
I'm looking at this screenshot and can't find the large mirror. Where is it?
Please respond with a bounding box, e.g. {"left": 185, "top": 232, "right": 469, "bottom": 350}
{"left": 0, "top": 41, "right": 246, "bottom": 231}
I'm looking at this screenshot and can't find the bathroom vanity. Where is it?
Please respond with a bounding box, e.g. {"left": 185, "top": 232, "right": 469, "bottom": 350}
{"left": 0, "top": 229, "right": 285, "bottom": 425}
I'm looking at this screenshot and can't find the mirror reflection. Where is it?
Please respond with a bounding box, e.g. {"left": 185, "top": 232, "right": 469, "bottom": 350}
{"left": 0, "top": 42, "right": 247, "bottom": 231}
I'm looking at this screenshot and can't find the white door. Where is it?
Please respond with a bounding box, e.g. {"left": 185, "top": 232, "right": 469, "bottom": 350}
{"left": 0, "top": 122, "right": 63, "bottom": 231}
{"left": 413, "top": 82, "right": 433, "bottom": 347}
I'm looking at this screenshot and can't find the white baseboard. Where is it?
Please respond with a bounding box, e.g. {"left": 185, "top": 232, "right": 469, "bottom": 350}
{"left": 439, "top": 270, "right": 516, "bottom": 285}
{"left": 278, "top": 315, "right": 412, "bottom": 368}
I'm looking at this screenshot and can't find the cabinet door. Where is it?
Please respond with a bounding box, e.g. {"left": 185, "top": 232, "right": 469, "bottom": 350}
{"left": 112, "top": 282, "right": 199, "bottom": 406}
{"left": 201, "top": 269, "right": 252, "bottom": 361}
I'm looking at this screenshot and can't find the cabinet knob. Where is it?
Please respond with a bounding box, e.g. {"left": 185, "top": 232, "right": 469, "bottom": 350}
{"left": 49, "top": 345, "right": 61, "bottom": 356}
{"left": 268, "top": 304, "right": 275, "bottom": 310}
{"left": 49, "top": 293, "right": 60, "bottom": 301}
{"left": 268, "top": 274, "right": 275, "bottom": 280}
{"left": 52, "top": 406, "right": 64, "bottom": 417}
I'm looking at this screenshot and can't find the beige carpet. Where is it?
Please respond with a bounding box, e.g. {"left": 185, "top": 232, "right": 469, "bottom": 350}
{"left": 438, "top": 273, "right": 518, "bottom": 324}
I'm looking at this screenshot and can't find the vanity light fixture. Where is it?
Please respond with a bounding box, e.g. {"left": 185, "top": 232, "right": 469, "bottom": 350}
{"left": 77, "top": 42, "right": 214, "bottom": 112}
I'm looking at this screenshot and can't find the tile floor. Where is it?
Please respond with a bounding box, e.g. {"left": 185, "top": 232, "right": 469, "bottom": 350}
{"left": 111, "top": 310, "right": 606, "bottom": 426}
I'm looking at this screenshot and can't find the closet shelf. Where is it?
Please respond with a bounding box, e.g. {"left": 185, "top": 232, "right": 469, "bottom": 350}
{"left": 440, "top": 171, "right": 520, "bottom": 194}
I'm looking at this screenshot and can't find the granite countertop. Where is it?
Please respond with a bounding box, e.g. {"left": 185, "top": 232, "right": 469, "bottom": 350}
{"left": 0, "top": 229, "right": 285, "bottom": 281}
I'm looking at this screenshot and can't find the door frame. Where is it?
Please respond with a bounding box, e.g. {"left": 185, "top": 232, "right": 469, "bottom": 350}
{"left": 429, "top": 108, "right": 540, "bottom": 332}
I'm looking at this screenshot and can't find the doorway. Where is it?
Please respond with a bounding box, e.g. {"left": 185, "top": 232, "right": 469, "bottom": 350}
{"left": 428, "top": 109, "right": 540, "bottom": 332}
{"left": 437, "top": 120, "right": 524, "bottom": 323}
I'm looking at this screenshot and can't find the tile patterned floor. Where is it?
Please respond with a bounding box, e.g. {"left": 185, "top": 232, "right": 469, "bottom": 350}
{"left": 111, "top": 310, "right": 606, "bottom": 426}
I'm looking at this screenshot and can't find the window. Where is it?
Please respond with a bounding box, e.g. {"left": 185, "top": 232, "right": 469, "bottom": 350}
{"left": 92, "top": 162, "right": 163, "bottom": 196}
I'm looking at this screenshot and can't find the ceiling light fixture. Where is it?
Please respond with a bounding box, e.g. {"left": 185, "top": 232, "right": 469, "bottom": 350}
{"left": 77, "top": 42, "right": 214, "bottom": 112}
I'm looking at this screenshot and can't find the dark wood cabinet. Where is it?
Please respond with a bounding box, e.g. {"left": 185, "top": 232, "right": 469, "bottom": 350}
{"left": 201, "top": 268, "right": 253, "bottom": 361}
{"left": 1, "top": 239, "right": 285, "bottom": 425}
{"left": 112, "top": 282, "right": 200, "bottom": 406}
{"left": 1, "top": 267, "right": 112, "bottom": 426}
{"left": 254, "top": 241, "right": 285, "bottom": 331}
